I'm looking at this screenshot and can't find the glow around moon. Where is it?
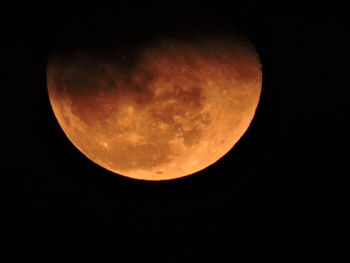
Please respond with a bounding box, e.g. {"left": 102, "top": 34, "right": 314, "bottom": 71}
{"left": 47, "top": 36, "right": 262, "bottom": 180}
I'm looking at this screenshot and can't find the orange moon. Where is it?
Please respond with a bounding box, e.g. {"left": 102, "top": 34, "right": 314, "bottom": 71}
{"left": 47, "top": 36, "right": 262, "bottom": 181}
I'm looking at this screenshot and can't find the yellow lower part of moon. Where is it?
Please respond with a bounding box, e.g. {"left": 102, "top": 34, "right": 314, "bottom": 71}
{"left": 47, "top": 37, "right": 262, "bottom": 181}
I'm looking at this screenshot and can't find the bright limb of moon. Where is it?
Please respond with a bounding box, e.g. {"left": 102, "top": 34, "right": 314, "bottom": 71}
{"left": 47, "top": 36, "right": 262, "bottom": 180}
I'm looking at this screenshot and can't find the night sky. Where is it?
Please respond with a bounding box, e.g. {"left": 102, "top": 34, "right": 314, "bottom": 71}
{"left": 7, "top": 1, "right": 347, "bottom": 261}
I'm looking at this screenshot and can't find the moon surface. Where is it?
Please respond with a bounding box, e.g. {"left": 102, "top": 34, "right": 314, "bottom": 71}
{"left": 47, "top": 35, "right": 262, "bottom": 180}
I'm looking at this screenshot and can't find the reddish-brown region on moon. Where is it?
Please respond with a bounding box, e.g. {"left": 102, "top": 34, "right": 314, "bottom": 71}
{"left": 47, "top": 35, "right": 262, "bottom": 180}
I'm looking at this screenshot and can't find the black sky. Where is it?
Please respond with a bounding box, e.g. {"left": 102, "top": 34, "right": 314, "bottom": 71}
{"left": 6, "top": 1, "right": 347, "bottom": 261}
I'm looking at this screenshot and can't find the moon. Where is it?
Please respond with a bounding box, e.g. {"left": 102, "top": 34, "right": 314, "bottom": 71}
{"left": 47, "top": 34, "right": 262, "bottom": 181}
